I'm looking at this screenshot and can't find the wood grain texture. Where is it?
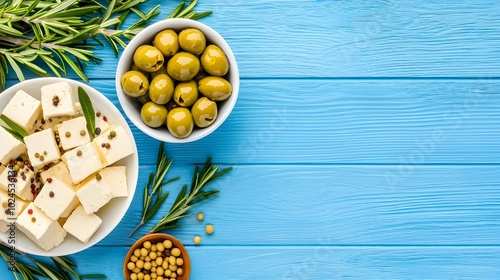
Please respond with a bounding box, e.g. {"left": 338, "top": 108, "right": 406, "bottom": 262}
{"left": 5, "top": 0, "right": 500, "bottom": 80}
{"left": 25, "top": 79, "right": 499, "bottom": 165}
{"left": 3, "top": 246, "right": 500, "bottom": 280}
{"left": 90, "top": 165, "right": 500, "bottom": 246}
{"left": 1, "top": 1, "right": 500, "bottom": 279}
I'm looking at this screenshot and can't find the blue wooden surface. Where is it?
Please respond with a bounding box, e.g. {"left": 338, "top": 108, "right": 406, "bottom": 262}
{"left": 2, "top": 0, "right": 500, "bottom": 279}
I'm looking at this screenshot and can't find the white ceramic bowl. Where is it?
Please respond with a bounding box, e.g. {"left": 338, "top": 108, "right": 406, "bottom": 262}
{"left": 116, "top": 18, "right": 239, "bottom": 143}
{"left": 0, "top": 77, "right": 138, "bottom": 256}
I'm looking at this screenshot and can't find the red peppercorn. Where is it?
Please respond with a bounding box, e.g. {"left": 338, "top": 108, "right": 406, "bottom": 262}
{"left": 28, "top": 209, "right": 33, "bottom": 215}
{"left": 47, "top": 178, "right": 53, "bottom": 183}
{"left": 103, "top": 116, "right": 108, "bottom": 122}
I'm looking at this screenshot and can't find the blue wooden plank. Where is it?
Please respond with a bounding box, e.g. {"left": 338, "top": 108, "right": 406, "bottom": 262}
{"left": 3, "top": 245, "right": 500, "bottom": 280}
{"left": 91, "top": 165, "right": 500, "bottom": 246}
{"left": 3, "top": 0, "right": 500, "bottom": 81}
{"left": 19, "top": 79, "right": 498, "bottom": 165}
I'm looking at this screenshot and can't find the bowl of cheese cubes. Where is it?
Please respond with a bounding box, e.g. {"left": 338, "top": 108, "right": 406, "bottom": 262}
{"left": 0, "top": 77, "right": 138, "bottom": 256}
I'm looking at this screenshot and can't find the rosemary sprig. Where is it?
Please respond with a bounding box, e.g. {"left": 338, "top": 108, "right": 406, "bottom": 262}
{"left": 0, "top": 242, "right": 106, "bottom": 279}
{"left": 149, "top": 157, "right": 232, "bottom": 233}
{"left": 129, "top": 142, "right": 180, "bottom": 237}
{"left": 77, "top": 86, "right": 95, "bottom": 137}
{"left": 0, "top": 0, "right": 212, "bottom": 87}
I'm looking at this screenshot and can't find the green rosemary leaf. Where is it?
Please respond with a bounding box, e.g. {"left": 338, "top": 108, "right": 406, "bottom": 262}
{"left": 176, "top": 0, "right": 198, "bottom": 18}
{"left": 77, "top": 86, "right": 95, "bottom": 137}
{"left": 0, "top": 23, "right": 24, "bottom": 37}
{"left": 100, "top": 0, "right": 117, "bottom": 24}
{"left": 60, "top": 51, "right": 88, "bottom": 81}
{"left": 103, "top": 35, "right": 119, "bottom": 56}
{"left": 54, "top": 6, "right": 101, "bottom": 18}
{"left": 80, "top": 274, "right": 107, "bottom": 278}
{"left": 52, "top": 257, "right": 79, "bottom": 279}
{"left": 3, "top": 53, "right": 24, "bottom": 81}
{"left": 41, "top": 0, "right": 78, "bottom": 19}
{"left": 145, "top": 192, "right": 170, "bottom": 221}
{"left": 114, "top": 0, "right": 145, "bottom": 13}
{"left": 167, "top": 1, "right": 186, "bottom": 18}
{"left": 58, "top": 256, "right": 77, "bottom": 267}
{"left": 1, "top": 114, "right": 28, "bottom": 137}
{"left": 189, "top": 10, "right": 213, "bottom": 20}
{"left": 35, "top": 261, "right": 64, "bottom": 280}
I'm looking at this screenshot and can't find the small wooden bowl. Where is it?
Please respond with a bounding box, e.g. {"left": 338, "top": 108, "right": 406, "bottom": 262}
{"left": 123, "top": 233, "right": 191, "bottom": 280}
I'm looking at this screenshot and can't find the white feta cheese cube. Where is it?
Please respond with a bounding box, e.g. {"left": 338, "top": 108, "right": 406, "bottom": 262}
{"left": 75, "top": 102, "right": 83, "bottom": 116}
{"left": 1, "top": 90, "right": 42, "bottom": 131}
{"left": 0, "top": 126, "right": 26, "bottom": 165}
{"left": 34, "top": 177, "right": 78, "bottom": 220}
{"left": 61, "top": 142, "right": 103, "bottom": 184}
{"left": 75, "top": 174, "right": 112, "bottom": 214}
{"left": 94, "top": 113, "right": 110, "bottom": 135}
{"left": 58, "top": 117, "right": 90, "bottom": 151}
{"left": 0, "top": 164, "right": 35, "bottom": 201}
{"left": 0, "top": 191, "right": 28, "bottom": 233}
{"left": 100, "top": 166, "right": 128, "bottom": 198}
{"left": 24, "top": 128, "right": 61, "bottom": 169}
{"left": 30, "top": 115, "right": 70, "bottom": 134}
{"left": 40, "top": 161, "right": 73, "bottom": 187}
{"left": 94, "top": 126, "right": 134, "bottom": 166}
{"left": 63, "top": 205, "right": 102, "bottom": 243}
{"left": 41, "top": 82, "right": 76, "bottom": 118}
{"left": 17, "top": 203, "right": 66, "bottom": 251}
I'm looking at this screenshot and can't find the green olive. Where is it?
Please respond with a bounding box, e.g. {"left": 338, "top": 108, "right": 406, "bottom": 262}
{"left": 149, "top": 74, "right": 174, "bottom": 105}
{"left": 150, "top": 65, "right": 168, "bottom": 79}
{"left": 133, "top": 45, "right": 164, "bottom": 72}
{"left": 174, "top": 80, "right": 198, "bottom": 107}
{"left": 167, "top": 52, "right": 200, "bottom": 81}
{"left": 120, "top": 70, "right": 149, "bottom": 97}
{"left": 178, "top": 28, "right": 206, "bottom": 56}
{"left": 130, "top": 64, "right": 149, "bottom": 76}
{"left": 191, "top": 97, "right": 217, "bottom": 128}
{"left": 200, "top": 45, "right": 229, "bottom": 76}
{"left": 153, "top": 29, "right": 179, "bottom": 57}
{"left": 137, "top": 93, "right": 151, "bottom": 105}
{"left": 166, "top": 108, "right": 194, "bottom": 138}
{"left": 198, "top": 76, "right": 232, "bottom": 101}
{"left": 141, "top": 102, "right": 167, "bottom": 128}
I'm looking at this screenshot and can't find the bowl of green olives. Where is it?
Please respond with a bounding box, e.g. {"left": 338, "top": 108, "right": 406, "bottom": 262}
{"left": 116, "top": 18, "right": 239, "bottom": 143}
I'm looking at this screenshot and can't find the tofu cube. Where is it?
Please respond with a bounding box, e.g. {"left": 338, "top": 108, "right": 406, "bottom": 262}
{"left": 34, "top": 177, "right": 78, "bottom": 220}
{"left": 0, "top": 164, "right": 35, "bottom": 201}
{"left": 0, "top": 126, "right": 26, "bottom": 165}
{"left": 94, "top": 126, "right": 134, "bottom": 166}
{"left": 62, "top": 142, "right": 103, "bottom": 184}
{"left": 41, "top": 82, "right": 76, "bottom": 118}
{"left": 100, "top": 166, "right": 128, "bottom": 198}
{"left": 1, "top": 90, "right": 42, "bottom": 131}
{"left": 40, "top": 161, "right": 73, "bottom": 187}
{"left": 58, "top": 117, "right": 90, "bottom": 151}
{"left": 75, "top": 174, "right": 112, "bottom": 214}
{"left": 24, "top": 128, "right": 60, "bottom": 169}
{"left": 63, "top": 205, "right": 102, "bottom": 243}
{"left": 17, "top": 203, "right": 66, "bottom": 251}
{"left": 0, "top": 191, "right": 28, "bottom": 233}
